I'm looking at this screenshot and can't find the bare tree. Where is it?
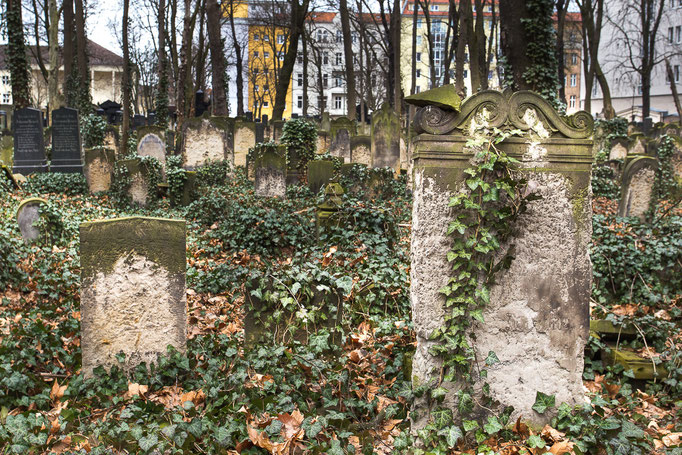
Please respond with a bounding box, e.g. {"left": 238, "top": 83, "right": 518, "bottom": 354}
{"left": 122, "top": 0, "right": 132, "bottom": 154}
{"left": 339, "top": 0, "right": 356, "bottom": 118}
{"left": 206, "top": 0, "right": 228, "bottom": 115}
{"left": 226, "top": 0, "right": 246, "bottom": 115}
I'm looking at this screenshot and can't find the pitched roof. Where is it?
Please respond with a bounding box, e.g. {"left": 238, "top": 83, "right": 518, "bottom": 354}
{"left": 0, "top": 39, "right": 123, "bottom": 70}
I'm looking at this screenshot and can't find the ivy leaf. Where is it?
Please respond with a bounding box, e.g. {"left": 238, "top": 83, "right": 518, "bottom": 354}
{"left": 470, "top": 309, "right": 485, "bottom": 323}
{"left": 483, "top": 416, "right": 503, "bottom": 435}
{"left": 527, "top": 434, "right": 546, "bottom": 449}
{"left": 485, "top": 351, "right": 499, "bottom": 366}
{"left": 432, "top": 408, "right": 453, "bottom": 428}
{"left": 462, "top": 419, "right": 479, "bottom": 432}
{"left": 138, "top": 434, "right": 158, "bottom": 451}
{"left": 431, "top": 387, "right": 448, "bottom": 402}
{"left": 532, "top": 391, "right": 556, "bottom": 414}
{"left": 444, "top": 426, "right": 463, "bottom": 447}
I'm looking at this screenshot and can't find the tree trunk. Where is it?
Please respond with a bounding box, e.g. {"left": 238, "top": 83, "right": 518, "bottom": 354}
{"left": 499, "top": 0, "right": 531, "bottom": 90}
{"left": 5, "top": 0, "right": 31, "bottom": 108}
{"left": 339, "top": 0, "right": 356, "bottom": 119}
{"left": 466, "top": 0, "right": 480, "bottom": 91}
{"left": 474, "top": 0, "right": 487, "bottom": 91}
{"left": 595, "top": 61, "right": 614, "bottom": 119}
{"left": 74, "top": 0, "right": 91, "bottom": 110}
{"left": 122, "top": 0, "right": 132, "bottom": 155}
{"left": 177, "top": 0, "right": 194, "bottom": 125}
{"left": 410, "top": 0, "right": 418, "bottom": 94}
{"left": 228, "top": 0, "right": 245, "bottom": 115}
{"left": 665, "top": 58, "right": 682, "bottom": 121}
{"left": 272, "top": 0, "right": 309, "bottom": 121}
{"left": 63, "top": 0, "right": 74, "bottom": 99}
{"left": 195, "top": 0, "right": 207, "bottom": 91}
{"left": 556, "top": 0, "right": 568, "bottom": 103}
{"left": 48, "top": 0, "right": 61, "bottom": 111}
{"left": 454, "top": 0, "right": 468, "bottom": 96}
{"left": 302, "top": 31, "right": 309, "bottom": 116}
{"left": 156, "top": 0, "right": 169, "bottom": 125}
{"left": 206, "top": 0, "right": 228, "bottom": 116}
{"left": 392, "top": 0, "right": 401, "bottom": 111}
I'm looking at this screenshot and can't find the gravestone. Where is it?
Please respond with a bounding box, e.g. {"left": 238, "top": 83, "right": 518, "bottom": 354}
{"left": 609, "top": 138, "right": 628, "bottom": 161}
{"left": 351, "top": 135, "right": 371, "bottom": 166}
{"left": 618, "top": 156, "right": 658, "bottom": 220}
{"left": 317, "top": 131, "right": 330, "bottom": 154}
{"left": 409, "top": 90, "right": 594, "bottom": 428}
{"left": 1, "top": 135, "right": 13, "bottom": 166}
{"left": 371, "top": 104, "right": 401, "bottom": 170}
{"left": 308, "top": 160, "right": 334, "bottom": 194}
{"left": 132, "top": 114, "right": 147, "bottom": 129}
{"left": 180, "top": 116, "right": 234, "bottom": 169}
{"left": 286, "top": 148, "right": 303, "bottom": 186}
{"left": 272, "top": 120, "right": 284, "bottom": 142}
{"left": 103, "top": 127, "right": 119, "bottom": 155}
{"left": 137, "top": 127, "right": 167, "bottom": 176}
{"left": 80, "top": 216, "right": 186, "bottom": 377}
{"left": 254, "top": 144, "right": 287, "bottom": 198}
{"left": 329, "top": 129, "right": 351, "bottom": 162}
{"left": 12, "top": 107, "right": 47, "bottom": 175}
{"left": 118, "top": 158, "right": 151, "bottom": 206}
{"left": 255, "top": 122, "right": 266, "bottom": 143}
{"left": 50, "top": 107, "right": 83, "bottom": 173}
{"left": 629, "top": 134, "right": 647, "bottom": 155}
{"left": 234, "top": 119, "right": 256, "bottom": 167}
{"left": 320, "top": 112, "right": 331, "bottom": 132}
{"left": 16, "top": 197, "right": 48, "bottom": 243}
{"left": 316, "top": 182, "right": 344, "bottom": 241}
{"left": 245, "top": 111, "right": 254, "bottom": 122}
{"left": 84, "top": 148, "right": 116, "bottom": 193}
{"left": 330, "top": 116, "right": 356, "bottom": 139}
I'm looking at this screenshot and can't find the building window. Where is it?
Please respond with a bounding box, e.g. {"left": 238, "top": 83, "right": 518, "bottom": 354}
{"left": 2, "top": 93, "right": 9, "bottom": 103}
{"left": 676, "top": 65, "right": 680, "bottom": 82}
{"left": 488, "top": 70, "right": 493, "bottom": 80}
{"left": 570, "top": 74, "right": 577, "bottom": 87}
{"left": 254, "top": 84, "right": 259, "bottom": 92}
{"left": 416, "top": 52, "right": 421, "bottom": 62}
{"left": 334, "top": 95, "right": 343, "bottom": 110}
{"left": 277, "top": 34, "right": 285, "bottom": 44}
{"left": 417, "top": 18, "right": 423, "bottom": 27}
{"left": 415, "top": 86, "right": 420, "bottom": 93}
{"left": 264, "top": 52, "right": 270, "bottom": 59}
{"left": 335, "top": 76, "right": 342, "bottom": 87}
{"left": 677, "top": 25, "right": 681, "bottom": 43}
{"left": 335, "top": 52, "right": 342, "bottom": 65}
{"left": 254, "top": 33, "right": 260, "bottom": 41}
{"left": 297, "top": 95, "right": 303, "bottom": 108}
{"left": 351, "top": 31, "right": 358, "bottom": 43}
{"left": 569, "top": 95, "right": 576, "bottom": 108}
{"left": 416, "top": 69, "right": 421, "bottom": 78}
{"left": 297, "top": 73, "right": 303, "bottom": 86}
{"left": 571, "top": 53, "right": 577, "bottom": 65}
{"left": 336, "top": 30, "right": 342, "bottom": 43}
{"left": 254, "top": 51, "right": 259, "bottom": 58}
{"left": 463, "top": 69, "right": 468, "bottom": 78}
{"left": 297, "top": 52, "right": 303, "bottom": 64}
{"left": 323, "top": 52, "right": 329, "bottom": 64}
{"left": 430, "top": 4, "right": 438, "bottom": 10}
{"left": 592, "top": 85, "right": 598, "bottom": 96}
{"left": 323, "top": 73, "right": 329, "bottom": 88}
{"left": 264, "top": 35, "right": 269, "bottom": 42}
{"left": 264, "top": 100, "right": 269, "bottom": 107}
{"left": 669, "top": 27, "right": 674, "bottom": 43}
{"left": 1, "top": 75, "right": 8, "bottom": 85}
{"left": 264, "top": 84, "right": 269, "bottom": 92}
{"left": 278, "top": 51, "right": 284, "bottom": 61}
{"left": 417, "top": 36, "right": 422, "bottom": 46}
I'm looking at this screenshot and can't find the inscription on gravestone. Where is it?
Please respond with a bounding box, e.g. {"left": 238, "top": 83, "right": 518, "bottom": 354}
{"left": 12, "top": 108, "right": 47, "bottom": 175}
{"left": 51, "top": 107, "right": 83, "bottom": 173}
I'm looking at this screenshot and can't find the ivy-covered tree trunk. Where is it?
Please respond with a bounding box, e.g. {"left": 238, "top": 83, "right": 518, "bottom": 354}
{"left": 5, "top": 0, "right": 31, "bottom": 108}
{"left": 500, "top": 0, "right": 559, "bottom": 107}
{"left": 155, "top": 0, "right": 169, "bottom": 126}
{"left": 121, "top": 0, "right": 132, "bottom": 155}
{"left": 177, "top": 0, "right": 198, "bottom": 126}
{"left": 339, "top": 0, "right": 356, "bottom": 119}
{"left": 206, "top": 0, "right": 228, "bottom": 116}
{"left": 74, "top": 0, "right": 92, "bottom": 112}
{"left": 63, "top": 0, "right": 74, "bottom": 101}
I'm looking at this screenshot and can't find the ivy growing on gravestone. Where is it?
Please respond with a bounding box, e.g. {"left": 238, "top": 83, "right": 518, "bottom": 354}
{"left": 166, "top": 155, "right": 187, "bottom": 203}
{"left": 654, "top": 135, "right": 681, "bottom": 203}
{"left": 111, "top": 155, "right": 162, "bottom": 206}
{"left": 80, "top": 113, "right": 107, "bottom": 148}
{"left": 280, "top": 119, "right": 318, "bottom": 171}
{"left": 415, "top": 113, "right": 540, "bottom": 451}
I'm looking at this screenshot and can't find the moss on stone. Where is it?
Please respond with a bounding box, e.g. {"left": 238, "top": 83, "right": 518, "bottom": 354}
{"left": 80, "top": 217, "right": 186, "bottom": 278}
{"left": 405, "top": 84, "right": 462, "bottom": 112}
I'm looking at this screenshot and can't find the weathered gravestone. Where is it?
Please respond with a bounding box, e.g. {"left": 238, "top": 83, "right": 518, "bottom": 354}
{"left": 84, "top": 148, "right": 116, "bottom": 193}
{"left": 371, "top": 104, "right": 401, "bottom": 170}
{"left": 409, "top": 90, "right": 594, "bottom": 428}
{"left": 351, "top": 135, "right": 371, "bottom": 166}
{"left": 13, "top": 108, "right": 47, "bottom": 175}
{"left": 137, "top": 127, "right": 167, "bottom": 176}
{"left": 618, "top": 156, "right": 658, "bottom": 220}
{"left": 320, "top": 112, "right": 331, "bottom": 132}
{"left": 254, "top": 144, "right": 287, "bottom": 198}
{"left": 80, "top": 217, "right": 186, "bottom": 377}
{"left": 118, "top": 158, "right": 153, "bottom": 206}
{"left": 629, "top": 133, "right": 647, "bottom": 155}
{"left": 317, "top": 131, "right": 330, "bottom": 154}
{"left": 286, "top": 148, "right": 303, "bottom": 186}
{"left": 330, "top": 116, "right": 356, "bottom": 140}
{"left": 609, "top": 138, "right": 628, "bottom": 161}
{"left": 234, "top": 119, "right": 256, "bottom": 167}
{"left": 272, "top": 120, "right": 284, "bottom": 142}
{"left": 1, "top": 135, "right": 13, "bottom": 166}
{"left": 181, "top": 116, "right": 233, "bottom": 169}
{"left": 316, "top": 182, "right": 345, "bottom": 242}
{"left": 308, "top": 160, "right": 334, "bottom": 194}
{"left": 329, "top": 129, "right": 351, "bottom": 162}
{"left": 16, "top": 197, "right": 48, "bottom": 243}
{"left": 50, "top": 107, "right": 83, "bottom": 173}
{"left": 255, "top": 122, "right": 266, "bottom": 143}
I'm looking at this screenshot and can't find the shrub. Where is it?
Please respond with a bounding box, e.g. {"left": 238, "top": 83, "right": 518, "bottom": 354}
{"left": 80, "top": 113, "right": 107, "bottom": 148}
{"left": 24, "top": 173, "right": 88, "bottom": 196}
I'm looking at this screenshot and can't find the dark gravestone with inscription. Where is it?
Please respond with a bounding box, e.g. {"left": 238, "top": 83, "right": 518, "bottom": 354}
{"left": 13, "top": 108, "right": 47, "bottom": 175}
{"left": 51, "top": 107, "right": 83, "bottom": 173}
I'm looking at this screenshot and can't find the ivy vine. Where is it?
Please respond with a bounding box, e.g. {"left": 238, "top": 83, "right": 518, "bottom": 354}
{"left": 111, "top": 155, "right": 162, "bottom": 206}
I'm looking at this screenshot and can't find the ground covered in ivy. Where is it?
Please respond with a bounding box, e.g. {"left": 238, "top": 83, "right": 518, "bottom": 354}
{"left": 0, "top": 156, "right": 681, "bottom": 454}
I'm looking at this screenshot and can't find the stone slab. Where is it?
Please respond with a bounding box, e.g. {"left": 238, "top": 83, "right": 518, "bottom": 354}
{"left": 50, "top": 107, "right": 83, "bottom": 173}
{"left": 13, "top": 107, "right": 47, "bottom": 175}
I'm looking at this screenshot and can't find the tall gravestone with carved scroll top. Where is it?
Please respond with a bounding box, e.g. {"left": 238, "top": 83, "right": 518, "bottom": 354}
{"left": 407, "top": 88, "right": 594, "bottom": 429}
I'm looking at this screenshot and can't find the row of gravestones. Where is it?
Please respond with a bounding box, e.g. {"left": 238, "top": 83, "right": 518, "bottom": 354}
{"left": 12, "top": 107, "right": 82, "bottom": 175}
{"left": 606, "top": 129, "right": 682, "bottom": 220}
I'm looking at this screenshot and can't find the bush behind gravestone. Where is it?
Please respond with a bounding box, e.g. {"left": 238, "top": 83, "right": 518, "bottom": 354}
{"left": 80, "top": 113, "right": 107, "bottom": 148}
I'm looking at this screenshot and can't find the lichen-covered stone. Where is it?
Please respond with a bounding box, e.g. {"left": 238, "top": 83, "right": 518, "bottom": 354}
{"left": 371, "top": 104, "right": 401, "bottom": 170}
{"left": 329, "top": 128, "right": 351, "bottom": 162}
{"left": 118, "top": 159, "right": 150, "bottom": 206}
{"left": 351, "top": 136, "right": 371, "bottom": 166}
{"left": 308, "top": 160, "right": 334, "bottom": 194}
{"left": 254, "top": 145, "right": 286, "bottom": 198}
{"left": 410, "top": 90, "right": 593, "bottom": 429}
{"left": 16, "top": 197, "right": 48, "bottom": 243}
{"left": 234, "top": 120, "right": 256, "bottom": 167}
{"left": 181, "top": 115, "right": 234, "bottom": 169}
{"left": 618, "top": 156, "right": 658, "bottom": 220}
{"left": 317, "top": 131, "right": 330, "bottom": 154}
{"left": 80, "top": 216, "right": 186, "bottom": 377}
{"left": 137, "top": 127, "right": 167, "bottom": 176}
{"left": 404, "top": 84, "right": 462, "bottom": 112}
{"left": 84, "top": 148, "right": 116, "bottom": 193}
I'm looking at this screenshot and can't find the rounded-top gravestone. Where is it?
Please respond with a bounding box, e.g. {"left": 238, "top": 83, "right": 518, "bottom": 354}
{"left": 16, "top": 197, "right": 48, "bottom": 243}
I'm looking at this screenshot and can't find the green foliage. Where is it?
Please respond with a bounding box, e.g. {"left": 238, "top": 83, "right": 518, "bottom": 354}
{"left": 80, "top": 113, "right": 108, "bottom": 148}
{"left": 155, "top": 65, "right": 170, "bottom": 127}
{"left": 592, "top": 163, "right": 621, "bottom": 199}
{"left": 195, "top": 160, "right": 233, "bottom": 188}
{"left": 35, "top": 200, "right": 66, "bottom": 244}
{"left": 4, "top": 2, "right": 31, "bottom": 108}
{"left": 654, "top": 135, "right": 681, "bottom": 201}
{"left": 519, "top": 0, "right": 561, "bottom": 109}
{"left": 111, "top": 155, "right": 163, "bottom": 206}
{"left": 280, "top": 119, "right": 318, "bottom": 170}
{"left": 23, "top": 173, "right": 88, "bottom": 196}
